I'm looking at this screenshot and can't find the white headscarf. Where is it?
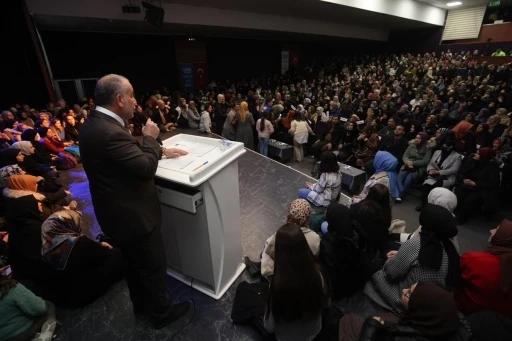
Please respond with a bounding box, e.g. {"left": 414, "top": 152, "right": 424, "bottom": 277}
{"left": 428, "top": 187, "right": 457, "bottom": 215}
{"left": 10, "top": 141, "right": 33, "bottom": 155}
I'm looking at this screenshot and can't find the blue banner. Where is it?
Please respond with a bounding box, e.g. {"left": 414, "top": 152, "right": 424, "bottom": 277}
{"left": 181, "top": 63, "right": 194, "bottom": 93}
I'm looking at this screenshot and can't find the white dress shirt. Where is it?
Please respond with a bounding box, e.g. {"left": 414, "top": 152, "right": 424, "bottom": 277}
{"left": 95, "top": 106, "right": 125, "bottom": 126}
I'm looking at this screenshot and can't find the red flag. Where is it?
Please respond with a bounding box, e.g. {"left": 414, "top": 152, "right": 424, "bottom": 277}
{"left": 193, "top": 62, "right": 208, "bottom": 89}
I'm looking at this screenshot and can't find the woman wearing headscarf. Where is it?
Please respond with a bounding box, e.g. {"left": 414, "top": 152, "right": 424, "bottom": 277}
{"left": 364, "top": 204, "right": 460, "bottom": 315}
{"left": 260, "top": 199, "right": 320, "bottom": 280}
{"left": 3, "top": 175, "right": 74, "bottom": 219}
{"left": 455, "top": 219, "right": 512, "bottom": 318}
{"left": 10, "top": 141, "right": 55, "bottom": 178}
{"left": 488, "top": 115, "right": 506, "bottom": 138}
{"left": 452, "top": 121, "right": 476, "bottom": 156}
{"left": 421, "top": 115, "right": 438, "bottom": 137}
{"left": 401, "top": 188, "right": 460, "bottom": 252}
{"left": 397, "top": 132, "right": 433, "bottom": 200}
{"left": 475, "top": 107, "right": 490, "bottom": 124}
{"left": 336, "top": 122, "right": 359, "bottom": 162}
{"left": 455, "top": 147, "right": 500, "bottom": 224}
{"left": 0, "top": 148, "right": 24, "bottom": 169}
{"left": 340, "top": 282, "right": 469, "bottom": 341}
{"left": 40, "top": 210, "right": 123, "bottom": 308}
{"left": 474, "top": 123, "right": 493, "bottom": 149}
{"left": 235, "top": 101, "right": 255, "bottom": 150}
{"left": 417, "top": 138, "right": 462, "bottom": 211}
{"left": 38, "top": 127, "right": 66, "bottom": 155}
{"left": 21, "top": 128, "right": 52, "bottom": 165}
{"left": 0, "top": 164, "right": 24, "bottom": 188}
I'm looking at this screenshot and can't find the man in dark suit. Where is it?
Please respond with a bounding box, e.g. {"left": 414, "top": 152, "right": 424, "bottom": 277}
{"left": 79, "top": 74, "right": 190, "bottom": 329}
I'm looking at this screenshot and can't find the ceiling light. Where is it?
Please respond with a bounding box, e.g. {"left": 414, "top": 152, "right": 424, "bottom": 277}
{"left": 446, "top": 2, "right": 462, "bottom": 6}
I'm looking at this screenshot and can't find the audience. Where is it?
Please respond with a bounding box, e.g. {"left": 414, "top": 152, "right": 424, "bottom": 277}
{"left": 299, "top": 151, "right": 341, "bottom": 207}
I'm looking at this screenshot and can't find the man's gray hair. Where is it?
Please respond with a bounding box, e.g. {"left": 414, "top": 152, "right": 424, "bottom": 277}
{"left": 94, "top": 74, "right": 130, "bottom": 106}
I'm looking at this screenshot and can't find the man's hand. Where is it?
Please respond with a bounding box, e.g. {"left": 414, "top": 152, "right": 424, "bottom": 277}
{"left": 163, "top": 148, "right": 188, "bottom": 158}
{"left": 100, "top": 242, "right": 113, "bottom": 249}
{"left": 142, "top": 118, "right": 160, "bottom": 139}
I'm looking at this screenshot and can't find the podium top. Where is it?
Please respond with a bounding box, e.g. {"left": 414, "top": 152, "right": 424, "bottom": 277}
{"left": 155, "top": 134, "right": 246, "bottom": 187}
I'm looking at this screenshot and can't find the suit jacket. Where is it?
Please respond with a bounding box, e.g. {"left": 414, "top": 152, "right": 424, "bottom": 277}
{"left": 424, "top": 150, "right": 462, "bottom": 188}
{"left": 79, "top": 110, "right": 163, "bottom": 242}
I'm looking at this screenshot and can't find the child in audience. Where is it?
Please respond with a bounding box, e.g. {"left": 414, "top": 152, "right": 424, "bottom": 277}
{"left": 339, "top": 282, "right": 469, "bottom": 341}
{"left": 199, "top": 104, "right": 212, "bottom": 134}
{"left": 298, "top": 151, "right": 341, "bottom": 207}
{"left": 364, "top": 204, "right": 460, "bottom": 315}
{"left": 261, "top": 199, "right": 320, "bottom": 279}
{"left": 0, "top": 273, "right": 57, "bottom": 341}
{"left": 455, "top": 219, "right": 512, "bottom": 318}
{"left": 264, "top": 223, "right": 329, "bottom": 341}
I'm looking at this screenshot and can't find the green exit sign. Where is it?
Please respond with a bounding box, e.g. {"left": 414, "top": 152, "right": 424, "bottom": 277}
{"left": 489, "top": 1, "right": 501, "bottom": 7}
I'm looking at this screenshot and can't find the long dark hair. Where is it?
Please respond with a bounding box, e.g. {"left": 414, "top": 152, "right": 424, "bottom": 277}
{"left": 267, "top": 223, "right": 326, "bottom": 323}
{"left": 319, "top": 151, "right": 340, "bottom": 173}
{"left": 0, "top": 273, "right": 17, "bottom": 300}
{"left": 364, "top": 184, "right": 392, "bottom": 228}
{"left": 260, "top": 111, "right": 269, "bottom": 132}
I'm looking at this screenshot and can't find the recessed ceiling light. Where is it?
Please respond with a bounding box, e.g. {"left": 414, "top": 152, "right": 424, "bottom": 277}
{"left": 447, "top": 2, "right": 462, "bottom": 6}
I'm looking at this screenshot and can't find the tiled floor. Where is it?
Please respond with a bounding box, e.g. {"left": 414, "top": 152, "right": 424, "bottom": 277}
{"left": 53, "top": 130, "right": 510, "bottom": 340}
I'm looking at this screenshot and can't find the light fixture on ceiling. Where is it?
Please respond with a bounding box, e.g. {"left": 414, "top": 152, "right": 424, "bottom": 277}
{"left": 446, "top": 1, "right": 462, "bottom": 6}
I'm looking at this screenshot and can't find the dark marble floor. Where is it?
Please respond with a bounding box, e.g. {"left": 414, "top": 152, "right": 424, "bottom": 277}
{"left": 54, "top": 129, "right": 511, "bottom": 340}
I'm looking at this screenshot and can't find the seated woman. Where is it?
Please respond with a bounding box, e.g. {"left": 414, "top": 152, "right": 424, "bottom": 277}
{"left": 421, "top": 114, "right": 438, "bottom": 137}
{"left": 64, "top": 114, "right": 81, "bottom": 144}
{"left": 475, "top": 123, "right": 494, "bottom": 149}
{"left": 452, "top": 121, "right": 476, "bottom": 156}
{"left": 3, "top": 175, "right": 75, "bottom": 218}
{"left": 364, "top": 204, "right": 460, "bottom": 315}
{"left": 2, "top": 119, "right": 22, "bottom": 143}
{"left": 186, "top": 101, "right": 201, "bottom": 130}
{"left": 37, "top": 127, "right": 65, "bottom": 154}
{"left": 417, "top": 139, "right": 462, "bottom": 211}
{"left": 261, "top": 199, "right": 320, "bottom": 279}
{"left": 340, "top": 282, "right": 470, "bottom": 341}
{"left": 344, "top": 133, "right": 380, "bottom": 169}
{"left": 0, "top": 273, "right": 57, "bottom": 341}
{"left": 310, "top": 132, "right": 332, "bottom": 160}
{"left": 40, "top": 210, "right": 124, "bottom": 308}
{"left": 400, "top": 187, "right": 460, "bottom": 251}
{"left": 298, "top": 151, "right": 341, "bottom": 208}
{"left": 10, "top": 141, "right": 56, "bottom": 179}
{"left": 455, "top": 147, "right": 500, "bottom": 224}
{"left": 0, "top": 164, "right": 24, "bottom": 188}
{"left": 352, "top": 151, "right": 402, "bottom": 203}
{"left": 264, "top": 223, "right": 329, "bottom": 341}
{"left": 455, "top": 219, "right": 512, "bottom": 318}
{"left": 397, "top": 132, "right": 433, "bottom": 200}
{"left": 49, "top": 119, "right": 66, "bottom": 142}
{"left": 21, "top": 128, "right": 53, "bottom": 165}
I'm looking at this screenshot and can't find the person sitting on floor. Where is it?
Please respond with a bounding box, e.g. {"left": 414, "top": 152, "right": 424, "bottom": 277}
{"left": 454, "top": 219, "right": 512, "bottom": 318}
{"left": 264, "top": 223, "right": 330, "bottom": 341}
{"left": 299, "top": 151, "right": 341, "bottom": 207}
{"left": 397, "top": 132, "right": 434, "bottom": 200}
{"left": 64, "top": 114, "right": 81, "bottom": 144}
{"left": 416, "top": 139, "right": 462, "bottom": 211}
{"left": 0, "top": 273, "right": 57, "bottom": 341}
{"left": 9, "top": 141, "right": 56, "bottom": 179}
{"left": 0, "top": 164, "right": 24, "bottom": 189}
{"left": 21, "top": 128, "right": 55, "bottom": 166}
{"left": 40, "top": 210, "right": 124, "bottom": 308}
{"left": 3, "top": 175, "right": 75, "bottom": 219}
{"left": 37, "top": 127, "right": 65, "bottom": 155}
{"left": 399, "top": 187, "right": 460, "bottom": 251}
{"left": 352, "top": 151, "right": 402, "bottom": 203}
{"left": 454, "top": 147, "right": 500, "bottom": 224}
{"left": 261, "top": 199, "right": 320, "bottom": 280}
{"left": 364, "top": 204, "right": 460, "bottom": 315}
{"left": 339, "top": 282, "right": 470, "bottom": 341}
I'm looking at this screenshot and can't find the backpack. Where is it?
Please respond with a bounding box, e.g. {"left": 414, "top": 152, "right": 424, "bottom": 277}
{"left": 57, "top": 152, "right": 78, "bottom": 170}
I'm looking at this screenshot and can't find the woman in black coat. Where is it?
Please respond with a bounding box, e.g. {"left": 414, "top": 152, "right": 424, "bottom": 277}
{"left": 21, "top": 128, "right": 53, "bottom": 165}
{"left": 454, "top": 147, "right": 500, "bottom": 224}
{"left": 336, "top": 122, "right": 359, "bottom": 162}
{"left": 339, "top": 282, "right": 471, "bottom": 341}
{"left": 9, "top": 142, "right": 57, "bottom": 179}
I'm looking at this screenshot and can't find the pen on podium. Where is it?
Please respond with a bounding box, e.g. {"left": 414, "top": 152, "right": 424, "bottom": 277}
{"left": 193, "top": 161, "right": 208, "bottom": 172}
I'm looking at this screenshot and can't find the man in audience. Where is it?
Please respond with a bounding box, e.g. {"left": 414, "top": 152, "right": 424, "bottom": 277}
{"left": 379, "top": 124, "right": 408, "bottom": 165}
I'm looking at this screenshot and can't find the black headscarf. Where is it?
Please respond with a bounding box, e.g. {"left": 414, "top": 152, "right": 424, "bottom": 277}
{"left": 21, "top": 128, "right": 37, "bottom": 142}
{"left": 325, "top": 203, "right": 352, "bottom": 237}
{"left": 0, "top": 148, "right": 21, "bottom": 168}
{"left": 419, "top": 204, "right": 461, "bottom": 288}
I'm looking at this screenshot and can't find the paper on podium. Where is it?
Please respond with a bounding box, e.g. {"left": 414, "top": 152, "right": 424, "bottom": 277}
{"left": 160, "top": 154, "right": 196, "bottom": 170}
{"left": 173, "top": 141, "right": 215, "bottom": 157}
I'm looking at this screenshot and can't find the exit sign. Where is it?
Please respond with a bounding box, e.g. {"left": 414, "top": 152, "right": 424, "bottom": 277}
{"left": 489, "top": 1, "right": 501, "bottom": 7}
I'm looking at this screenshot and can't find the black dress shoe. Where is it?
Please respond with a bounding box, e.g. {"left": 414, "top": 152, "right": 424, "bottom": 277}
{"left": 152, "top": 302, "right": 191, "bottom": 330}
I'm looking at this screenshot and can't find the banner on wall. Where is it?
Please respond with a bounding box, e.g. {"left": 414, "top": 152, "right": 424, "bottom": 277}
{"left": 193, "top": 62, "right": 208, "bottom": 89}
{"left": 181, "top": 63, "right": 194, "bottom": 93}
{"left": 281, "top": 51, "right": 289, "bottom": 75}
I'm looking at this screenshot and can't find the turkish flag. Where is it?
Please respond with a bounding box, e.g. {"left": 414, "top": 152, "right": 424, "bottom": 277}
{"left": 193, "top": 62, "right": 208, "bottom": 89}
{"left": 290, "top": 52, "right": 300, "bottom": 70}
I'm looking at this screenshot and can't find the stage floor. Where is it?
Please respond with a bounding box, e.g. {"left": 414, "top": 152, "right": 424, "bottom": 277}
{"left": 54, "top": 129, "right": 507, "bottom": 340}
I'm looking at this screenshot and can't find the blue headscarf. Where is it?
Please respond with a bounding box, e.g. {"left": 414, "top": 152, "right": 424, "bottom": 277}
{"left": 373, "top": 151, "right": 403, "bottom": 199}
{"left": 476, "top": 108, "right": 490, "bottom": 123}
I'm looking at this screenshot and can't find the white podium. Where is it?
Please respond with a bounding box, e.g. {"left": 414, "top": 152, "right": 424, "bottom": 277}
{"left": 154, "top": 134, "right": 246, "bottom": 299}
